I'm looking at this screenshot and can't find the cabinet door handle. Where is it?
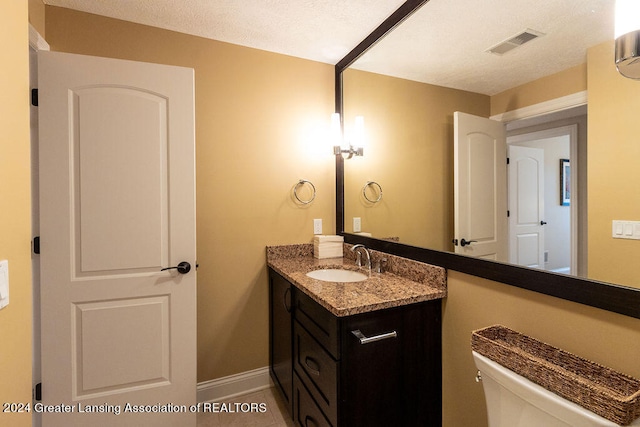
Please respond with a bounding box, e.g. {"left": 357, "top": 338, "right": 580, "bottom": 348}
{"left": 351, "top": 329, "right": 397, "bottom": 344}
{"left": 304, "top": 356, "right": 320, "bottom": 376}
{"left": 283, "top": 287, "right": 291, "bottom": 313}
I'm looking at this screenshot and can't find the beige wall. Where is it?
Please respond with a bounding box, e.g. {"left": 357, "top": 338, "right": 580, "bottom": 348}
{"left": 491, "top": 63, "right": 587, "bottom": 116}
{"left": 343, "top": 68, "right": 489, "bottom": 249}
{"left": 45, "top": 6, "right": 336, "bottom": 381}
{"left": 1, "top": 2, "right": 33, "bottom": 426}
{"left": 587, "top": 41, "right": 640, "bottom": 287}
{"left": 29, "top": 0, "right": 45, "bottom": 36}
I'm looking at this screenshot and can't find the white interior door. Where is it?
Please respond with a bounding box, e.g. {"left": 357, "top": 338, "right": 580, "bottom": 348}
{"left": 38, "top": 51, "right": 196, "bottom": 426}
{"left": 454, "top": 112, "right": 507, "bottom": 261}
{"left": 508, "top": 146, "right": 545, "bottom": 268}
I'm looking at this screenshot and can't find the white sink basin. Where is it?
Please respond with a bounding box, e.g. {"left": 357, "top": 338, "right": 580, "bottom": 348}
{"left": 306, "top": 269, "right": 368, "bottom": 283}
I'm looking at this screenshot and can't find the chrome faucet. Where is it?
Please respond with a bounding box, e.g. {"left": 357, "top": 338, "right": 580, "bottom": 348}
{"left": 350, "top": 244, "right": 371, "bottom": 271}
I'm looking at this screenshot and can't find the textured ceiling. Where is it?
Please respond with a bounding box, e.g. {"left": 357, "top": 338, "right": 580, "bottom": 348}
{"left": 351, "top": 0, "right": 615, "bottom": 95}
{"left": 42, "top": 0, "right": 406, "bottom": 63}
{"left": 43, "top": 0, "right": 616, "bottom": 95}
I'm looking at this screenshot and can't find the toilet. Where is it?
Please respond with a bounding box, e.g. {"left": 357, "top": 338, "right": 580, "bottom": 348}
{"left": 472, "top": 351, "right": 640, "bottom": 427}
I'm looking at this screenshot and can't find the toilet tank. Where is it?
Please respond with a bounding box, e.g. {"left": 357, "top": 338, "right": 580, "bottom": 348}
{"left": 472, "top": 351, "right": 640, "bottom": 427}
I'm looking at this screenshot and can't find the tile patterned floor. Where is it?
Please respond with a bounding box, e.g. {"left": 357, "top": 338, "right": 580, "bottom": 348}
{"left": 197, "top": 387, "right": 295, "bottom": 427}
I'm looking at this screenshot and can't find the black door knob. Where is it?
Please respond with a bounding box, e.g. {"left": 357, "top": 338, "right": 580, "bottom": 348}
{"left": 540, "top": 221, "right": 548, "bottom": 225}
{"left": 460, "top": 238, "right": 478, "bottom": 247}
{"left": 161, "top": 261, "right": 191, "bottom": 274}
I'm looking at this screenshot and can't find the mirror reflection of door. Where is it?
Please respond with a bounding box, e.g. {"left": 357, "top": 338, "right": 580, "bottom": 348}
{"left": 453, "top": 112, "right": 507, "bottom": 261}
{"left": 507, "top": 124, "right": 579, "bottom": 274}
{"left": 508, "top": 146, "right": 545, "bottom": 268}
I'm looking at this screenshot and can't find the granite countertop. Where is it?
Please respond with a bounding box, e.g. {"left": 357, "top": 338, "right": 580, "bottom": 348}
{"left": 266, "top": 244, "right": 447, "bottom": 317}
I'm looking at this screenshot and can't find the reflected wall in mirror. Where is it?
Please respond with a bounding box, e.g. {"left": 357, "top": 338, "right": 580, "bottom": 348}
{"left": 342, "top": 0, "right": 640, "bottom": 288}
{"left": 343, "top": 67, "right": 487, "bottom": 250}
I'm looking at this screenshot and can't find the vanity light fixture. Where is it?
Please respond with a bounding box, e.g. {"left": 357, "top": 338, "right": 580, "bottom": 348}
{"left": 331, "top": 113, "right": 365, "bottom": 159}
{"left": 615, "top": 0, "right": 640, "bottom": 79}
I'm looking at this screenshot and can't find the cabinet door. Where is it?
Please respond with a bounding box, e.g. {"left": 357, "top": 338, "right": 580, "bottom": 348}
{"left": 341, "top": 308, "right": 403, "bottom": 426}
{"left": 269, "top": 270, "right": 293, "bottom": 416}
{"left": 340, "top": 302, "right": 442, "bottom": 426}
{"left": 401, "top": 300, "right": 442, "bottom": 426}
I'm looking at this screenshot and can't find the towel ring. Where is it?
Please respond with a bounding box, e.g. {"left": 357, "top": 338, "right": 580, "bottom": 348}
{"left": 294, "top": 179, "right": 316, "bottom": 204}
{"left": 363, "top": 181, "right": 383, "bottom": 203}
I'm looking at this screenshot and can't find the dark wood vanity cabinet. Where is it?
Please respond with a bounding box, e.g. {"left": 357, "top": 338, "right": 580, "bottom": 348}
{"left": 269, "top": 269, "right": 294, "bottom": 416}
{"left": 269, "top": 268, "right": 442, "bottom": 426}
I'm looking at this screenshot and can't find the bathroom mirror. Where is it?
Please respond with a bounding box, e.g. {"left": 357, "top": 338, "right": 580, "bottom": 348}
{"left": 336, "top": 0, "right": 640, "bottom": 318}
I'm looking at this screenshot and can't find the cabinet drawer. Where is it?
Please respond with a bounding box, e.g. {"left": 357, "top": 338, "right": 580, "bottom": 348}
{"left": 293, "top": 321, "right": 338, "bottom": 426}
{"left": 293, "top": 372, "right": 333, "bottom": 427}
{"left": 293, "top": 288, "right": 339, "bottom": 358}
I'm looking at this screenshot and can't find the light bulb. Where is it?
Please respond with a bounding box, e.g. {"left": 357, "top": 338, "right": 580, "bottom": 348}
{"left": 353, "top": 116, "right": 365, "bottom": 149}
{"left": 615, "top": 0, "right": 640, "bottom": 39}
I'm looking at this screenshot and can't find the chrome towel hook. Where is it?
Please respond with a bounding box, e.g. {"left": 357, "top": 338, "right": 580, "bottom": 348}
{"left": 293, "top": 179, "right": 316, "bottom": 205}
{"left": 362, "top": 181, "right": 383, "bottom": 203}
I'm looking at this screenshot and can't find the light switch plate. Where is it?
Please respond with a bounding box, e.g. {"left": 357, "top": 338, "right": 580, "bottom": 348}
{"left": 612, "top": 220, "right": 640, "bottom": 240}
{"left": 0, "top": 260, "right": 8, "bottom": 309}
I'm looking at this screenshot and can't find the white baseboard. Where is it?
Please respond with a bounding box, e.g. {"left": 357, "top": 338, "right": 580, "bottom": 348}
{"left": 197, "top": 366, "right": 272, "bottom": 403}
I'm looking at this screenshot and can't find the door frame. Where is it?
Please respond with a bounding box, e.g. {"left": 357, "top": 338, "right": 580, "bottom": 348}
{"left": 29, "top": 24, "right": 49, "bottom": 427}
{"left": 491, "top": 93, "right": 585, "bottom": 276}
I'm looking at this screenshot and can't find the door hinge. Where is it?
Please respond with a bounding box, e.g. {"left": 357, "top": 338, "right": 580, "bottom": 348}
{"left": 31, "top": 88, "right": 38, "bottom": 107}
{"left": 33, "top": 236, "right": 40, "bottom": 255}
{"left": 507, "top": 210, "right": 510, "bottom": 217}
{"left": 34, "top": 382, "right": 42, "bottom": 401}
{"left": 506, "top": 157, "right": 510, "bottom": 165}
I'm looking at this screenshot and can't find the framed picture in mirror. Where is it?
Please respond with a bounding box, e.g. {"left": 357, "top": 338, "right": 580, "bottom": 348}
{"left": 560, "top": 158, "right": 570, "bottom": 206}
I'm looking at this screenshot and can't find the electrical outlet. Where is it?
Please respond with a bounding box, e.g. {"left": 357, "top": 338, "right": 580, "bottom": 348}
{"left": 353, "top": 217, "right": 361, "bottom": 233}
{"left": 313, "top": 219, "right": 323, "bottom": 235}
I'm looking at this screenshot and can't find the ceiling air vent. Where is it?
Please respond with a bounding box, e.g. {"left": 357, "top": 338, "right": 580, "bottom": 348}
{"left": 486, "top": 29, "right": 545, "bottom": 55}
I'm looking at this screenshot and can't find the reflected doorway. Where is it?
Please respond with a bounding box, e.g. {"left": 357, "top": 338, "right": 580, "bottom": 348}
{"left": 506, "top": 107, "right": 587, "bottom": 277}
{"left": 508, "top": 127, "right": 573, "bottom": 273}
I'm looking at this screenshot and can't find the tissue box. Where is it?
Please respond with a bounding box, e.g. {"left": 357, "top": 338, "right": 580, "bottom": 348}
{"left": 313, "top": 235, "right": 344, "bottom": 259}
